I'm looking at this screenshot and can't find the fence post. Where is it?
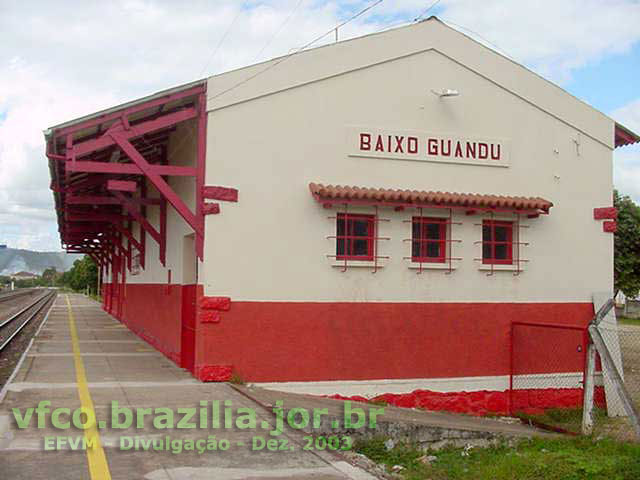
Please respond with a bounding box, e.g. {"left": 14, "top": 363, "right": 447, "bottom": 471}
{"left": 581, "top": 342, "right": 597, "bottom": 435}
{"left": 592, "top": 296, "right": 627, "bottom": 417}
{"left": 509, "top": 322, "right": 514, "bottom": 415}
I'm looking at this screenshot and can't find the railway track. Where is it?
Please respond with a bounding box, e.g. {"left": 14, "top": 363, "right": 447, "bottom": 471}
{"left": 0, "top": 288, "right": 36, "bottom": 303}
{"left": 0, "top": 289, "right": 56, "bottom": 352}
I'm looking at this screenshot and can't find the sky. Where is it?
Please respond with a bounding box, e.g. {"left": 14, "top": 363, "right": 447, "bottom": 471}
{"left": 0, "top": 0, "right": 639, "bottom": 251}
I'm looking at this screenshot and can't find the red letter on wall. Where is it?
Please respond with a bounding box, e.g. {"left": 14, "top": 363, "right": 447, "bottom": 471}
{"left": 359, "top": 133, "right": 371, "bottom": 151}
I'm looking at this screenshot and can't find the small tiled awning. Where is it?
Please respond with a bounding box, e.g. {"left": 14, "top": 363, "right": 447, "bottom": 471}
{"left": 309, "top": 183, "right": 553, "bottom": 214}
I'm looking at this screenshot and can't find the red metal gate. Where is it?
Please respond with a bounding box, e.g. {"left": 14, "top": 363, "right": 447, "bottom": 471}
{"left": 510, "top": 321, "right": 588, "bottom": 416}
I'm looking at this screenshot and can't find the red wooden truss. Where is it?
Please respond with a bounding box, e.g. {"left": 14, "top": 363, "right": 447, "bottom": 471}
{"left": 46, "top": 82, "right": 224, "bottom": 275}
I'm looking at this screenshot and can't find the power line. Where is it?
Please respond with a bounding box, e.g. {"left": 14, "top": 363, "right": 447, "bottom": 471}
{"left": 252, "top": 0, "right": 305, "bottom": 63}
{"left": 206, "top": 0, "right": 384, "bottom": 103}
{"left": 440, "top": 18, "right": 517, "bottom": 61}
{"left": 198, "top": 1, "right": 249, "bottom": 78}
{"left": 415, "top": 0, "right": 442, "bottom": 21}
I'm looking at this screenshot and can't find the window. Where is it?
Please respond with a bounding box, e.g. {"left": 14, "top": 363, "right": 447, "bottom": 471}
{"left": 482, "top": 220, "right": 513, "bottom": 264}
{"left": 412, "top": 217, "right": 446, "bottom": 263}
{"left": 336, "top": 213, "right": 375, "bottom": 261}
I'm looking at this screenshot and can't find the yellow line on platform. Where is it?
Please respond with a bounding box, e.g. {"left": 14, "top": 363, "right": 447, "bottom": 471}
{"left": 65, "top": 295, "right": 112, "bottom": 480}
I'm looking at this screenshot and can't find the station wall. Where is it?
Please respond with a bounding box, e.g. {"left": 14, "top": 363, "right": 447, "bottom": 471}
{"left": 102, "top": 19, "right": 615, "bottom": 399}
{"left": 194, "top": 23, "right": 613, "bottom": 389}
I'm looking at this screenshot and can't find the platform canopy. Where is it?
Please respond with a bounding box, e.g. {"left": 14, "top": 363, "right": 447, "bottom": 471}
{"left": 309, "top": 183, "right": 553, "bottom": 216}
{"left": 46, "top": 80, "right": 208, "bottom": 271}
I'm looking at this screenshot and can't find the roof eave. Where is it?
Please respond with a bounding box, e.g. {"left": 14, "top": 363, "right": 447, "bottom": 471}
{"left": 615, "top": 122, "right": 640, "bottom": 148}
{"left": 43, "top": 78, "right": 206, "bottom": 141}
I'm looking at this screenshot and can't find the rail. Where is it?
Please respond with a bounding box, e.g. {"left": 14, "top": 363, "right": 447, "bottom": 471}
{"left": 0, "top": 290, "right": 56, "bottom": 352}
{"left": 0, "top": 288, "right": 37, "bottom": 303}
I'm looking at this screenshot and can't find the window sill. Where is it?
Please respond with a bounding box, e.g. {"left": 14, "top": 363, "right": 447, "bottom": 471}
{"left": 478, "top": 264, "right": 524, "bottom": 272}
{"left": 409, "top": 263, "right": 457, "bottom": 271}
{"left": 330, "top": 260, "right": 386, "bottom": 269}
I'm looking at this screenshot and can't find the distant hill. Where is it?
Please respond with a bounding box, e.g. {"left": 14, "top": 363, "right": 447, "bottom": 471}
{"left": 0, "top": 248, "right": 81, "bottom": 276}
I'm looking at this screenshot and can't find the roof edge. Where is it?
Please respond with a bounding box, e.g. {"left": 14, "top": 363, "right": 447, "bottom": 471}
{"left": 44, "top": 78, "right": 206, "bottom": 140}
{"left": 615, "top": 122, "right": 640, "bottom": 148}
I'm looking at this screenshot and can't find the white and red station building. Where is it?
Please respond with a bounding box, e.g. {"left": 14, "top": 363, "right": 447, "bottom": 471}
{"left": 47, "top": 18, "right": 639, "bottom": 414}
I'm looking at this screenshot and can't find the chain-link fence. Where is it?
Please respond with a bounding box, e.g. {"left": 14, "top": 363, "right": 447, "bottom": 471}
{"left": 590, "top": 321, "right": 640, "bottom": 440}
{"left": 509, "top": 315, "right": 640, "bottom": 439}
{"left": 510, "top": 321, "right": 594, "bottom": 434}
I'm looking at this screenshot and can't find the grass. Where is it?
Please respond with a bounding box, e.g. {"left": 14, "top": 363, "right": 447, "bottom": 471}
{"left": 515, "top": 407, "right": 608, "bottom": 434}
{"left": 617, "top": 316, "right": 640, "bottom": 327}
{"left": 355, "top": 436, "right": 640, "bottom": 480}
{"left": 228, "top": 372, "right": 245, "bottom": 385}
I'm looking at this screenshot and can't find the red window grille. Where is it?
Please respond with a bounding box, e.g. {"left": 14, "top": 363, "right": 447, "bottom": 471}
{"left": 336, "top": 213, "right": 375, "bottom": 261}
{"left": 482, "top": 220, "right": 513, "bottom": 265}
{"left": 411, "top": 217, "right": 446, "bottom": 263}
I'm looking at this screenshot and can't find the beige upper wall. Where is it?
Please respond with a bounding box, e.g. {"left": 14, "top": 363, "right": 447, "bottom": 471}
{"left": 201, "top": 32, "right": 614, "bottom": 303}
{"left": 206, "top": 17, "right": 614, "bottom": 150}
{"left": 107, "top": 17, "right": 615, "bottom": 303}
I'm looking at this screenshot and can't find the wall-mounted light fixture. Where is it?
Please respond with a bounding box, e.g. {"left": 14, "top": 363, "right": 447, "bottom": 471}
{"left": 431, "top": 88, "right": 460, "bottom": 98}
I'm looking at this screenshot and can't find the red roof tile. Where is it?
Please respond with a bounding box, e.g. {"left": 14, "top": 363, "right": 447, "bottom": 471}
{"left": 309, "top": 183, "right": 553, "bottom": 213}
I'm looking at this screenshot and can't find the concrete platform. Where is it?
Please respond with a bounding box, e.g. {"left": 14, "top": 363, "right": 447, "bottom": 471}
{"left": 0, "top": 294, "right": 373, "bottom": 480}
{"left": 233, "top": 386, "right": 554, "bottom": 445}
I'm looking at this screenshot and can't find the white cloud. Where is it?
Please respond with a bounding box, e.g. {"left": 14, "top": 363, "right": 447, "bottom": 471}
{"left": 0, "top": 0, "right": 382, "bottom": 250}
{"left": 437, "top": 0, "right": 640, "bottom": 84}
{"left": 0, "top": 0, "right": 639, "bottom": 249}
{"left": 612, "top": 98, "right": 640, "bottom": 133}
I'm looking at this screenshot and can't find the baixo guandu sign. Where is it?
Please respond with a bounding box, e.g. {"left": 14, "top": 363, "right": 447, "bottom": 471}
{"left": 348, "top": 127, "right": 510, "bottom": 167}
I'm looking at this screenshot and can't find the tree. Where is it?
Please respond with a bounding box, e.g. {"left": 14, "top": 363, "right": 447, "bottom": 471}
{"left": 59, "top": 256, "right": 98, "bottom": 293}
{"left": 614, "top": 190, "right": 640, "bottom": 298}
{"left": 42, "top": 267, "right": 60, "bottom": 286}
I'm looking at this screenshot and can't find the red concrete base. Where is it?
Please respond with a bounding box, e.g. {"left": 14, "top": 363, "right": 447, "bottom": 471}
{"left": 195, "top": 365, "right": 234, "bottom": 382}
{"left": 328, "top": 387, "right": 606, "bottom": 416}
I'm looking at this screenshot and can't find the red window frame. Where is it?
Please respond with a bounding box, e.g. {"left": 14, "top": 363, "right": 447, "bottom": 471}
{"left": 482, "top": 220, "right": 513, "bottom": 265}
{"left": 411, "top": 217, "right": 447, "bottom": 263}
{"left": 336, "top": 213, "right": 375, "bottom": 261}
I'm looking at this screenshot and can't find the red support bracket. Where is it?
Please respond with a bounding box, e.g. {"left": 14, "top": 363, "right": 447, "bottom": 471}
{"left": 196, "top": 92, "right": 207, "bottom": 261}
{"left": 107, "top": 180, "right": 137, "bottom": 192}
{"left": 112, "top": 191, "right": 161, "bottom": 245}
{"left": 67, "top": 195, "right": 161, "bottom": 206}
{"left": 66, "top": 161, "right": 196, "bottom": 176}
{"left": 110, "top": 132, "right": 203, "bottom": 239}
{"left": 203, "top": 203, "right": 220, "bottom": 215}
{"left": 50, "top": 84, "right": 208, "bottom": 268}
{"left": 199, "top": 296, "right": 231, "bottom": 324}
{"left": 113, "top": 223, "right": 143, "bottom": 253}
{"left": 594, "top": 207, "right": 617, "bottom": 220}
{"left": 603, "top": 221, "right": 617, "bottom": 233}
{"left": 202, "top": 186, "right": 238, "bottom": 202}
{"left": 200, "top": 296, "right": 231, "bottom": 311}
{"left": 71, "top": 107, "right": 197, "bottom": 158}
{"left": 160, "top": 199, "right": 167, "bottom": 266}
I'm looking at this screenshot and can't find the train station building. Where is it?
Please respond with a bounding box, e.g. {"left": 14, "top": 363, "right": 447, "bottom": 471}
{"left": 46, "top": 17, "right": 639, "bottom": 410}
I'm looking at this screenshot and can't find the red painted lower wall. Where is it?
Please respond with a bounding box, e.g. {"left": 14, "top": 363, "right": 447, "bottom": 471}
{"left": 102, "top": 283, "right": 597, "bottom": 415}
{"left": 198, "top": 302, "right": 594, "bottom": 382}
{"left": 103, "top": 282, "right": 184, "bottom": 365}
